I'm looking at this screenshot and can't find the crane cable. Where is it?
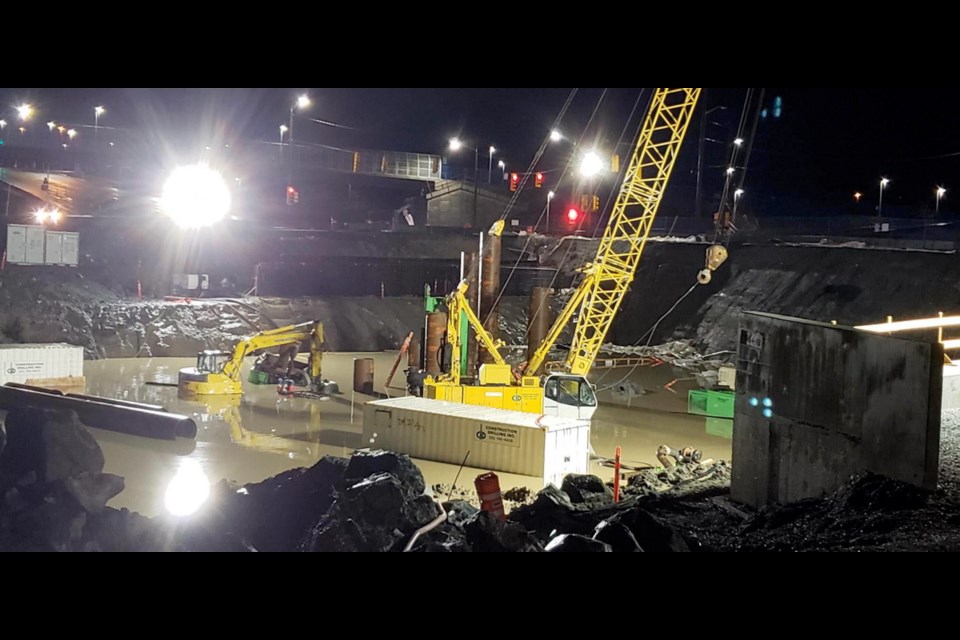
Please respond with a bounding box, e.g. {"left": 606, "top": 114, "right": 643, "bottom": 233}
{"left": 488, "top": 89, "right": 650, "bottom": 340}
{"left": 596, "top": 89, "right": 769, "bottom": 391}
{"left": 479, "top": 88, "right": 615, "bottom": 329}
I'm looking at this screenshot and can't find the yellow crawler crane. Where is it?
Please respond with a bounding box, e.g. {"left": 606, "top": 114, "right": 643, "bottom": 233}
{"left": 178, "top": 320, "right": 338, "bottom": 396}
{"left": 425, "top": 88, "right": 724, "bottom": 418}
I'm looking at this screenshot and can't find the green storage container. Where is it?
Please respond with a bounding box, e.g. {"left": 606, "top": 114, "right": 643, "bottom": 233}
{"left": 705, "top": 416, "right": 733, "bottom": 439}
{"left": 248, "top": 370, "right": 270, "bottom": 385}
{"left": 688, "top": 389, "right": 735, "bottom": 419}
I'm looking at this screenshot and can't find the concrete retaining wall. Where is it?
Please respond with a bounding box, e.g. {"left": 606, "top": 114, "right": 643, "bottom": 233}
{"left": 731, "top": 312, "right": 942, "bottom": 509}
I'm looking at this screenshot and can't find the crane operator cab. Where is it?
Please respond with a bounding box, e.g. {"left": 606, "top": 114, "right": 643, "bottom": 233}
{"left": 543, "top": 374, "right": 597, "bottom": 420}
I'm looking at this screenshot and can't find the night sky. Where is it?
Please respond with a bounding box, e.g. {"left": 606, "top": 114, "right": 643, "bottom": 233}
{"left": 4, "top": 87, "right": 960, "bottom": 214}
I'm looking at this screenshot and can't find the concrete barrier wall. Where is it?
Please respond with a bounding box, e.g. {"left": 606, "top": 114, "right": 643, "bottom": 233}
{"left": 731, "top": 312, "right": 942, "bottom": 509}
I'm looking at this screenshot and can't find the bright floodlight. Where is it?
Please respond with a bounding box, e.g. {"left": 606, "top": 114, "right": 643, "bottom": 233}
{"left": 160, "top": 164, "right": 232, "bottom": 229}
{"left": 16, "top": 104, "right": 33, "bottom": 121}
{"left": 550, "top": 129, "right": 562, "bottom": 142}
{"left": 164, "top": 458, "right": 210, "bottom": 517}
{"left": 94, "top": 105, "right": 105, "bottom": 116}
{"left": 296, "top": 94, "right": 311, "bottom": 109}
{"left": 448, "top": 137, "right": 463, "bottom": 152}
{"left": 67, "top": 129, "right": 77, "bottom": 139}
{"left": 580, "top": 151, "right": 603, "bottom": 178}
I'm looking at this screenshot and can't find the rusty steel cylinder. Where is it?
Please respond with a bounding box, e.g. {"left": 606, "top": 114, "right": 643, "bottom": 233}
{"left": 479, "top": 234, "right": 501, "bottom": 365}
{"left": 527, "top": 286, "right": 552, "bottom": 376}
{"left": 425, "top": 311, "right": 447, "bottom": 375}
{"left": 353, "top": 358, "right": 375, "bottom": 395}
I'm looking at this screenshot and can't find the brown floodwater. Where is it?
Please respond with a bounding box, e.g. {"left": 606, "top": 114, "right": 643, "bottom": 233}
{"left": 82, "top": 353, "right": 732, "bottom": 517}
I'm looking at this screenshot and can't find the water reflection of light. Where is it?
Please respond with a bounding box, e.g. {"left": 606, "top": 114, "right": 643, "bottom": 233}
{"left": 164, "top": 458, "right": 210, "bottom": 517}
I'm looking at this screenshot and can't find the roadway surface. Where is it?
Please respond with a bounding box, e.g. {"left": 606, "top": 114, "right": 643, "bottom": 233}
{"left": 0, "top": 169, "right": 118, "bottom": 216}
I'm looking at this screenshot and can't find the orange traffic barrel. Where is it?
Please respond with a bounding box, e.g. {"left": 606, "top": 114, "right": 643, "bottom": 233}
{"left": 474, "top": 472, "right": 506, "bottom": 522}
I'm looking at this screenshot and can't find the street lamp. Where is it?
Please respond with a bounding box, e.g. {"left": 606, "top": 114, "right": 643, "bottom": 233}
{"left": 550, "top": 129, "right": 563, "bottom": 143}
{"left": 94, "top": 106, "right": 105, "bottom": 142}
{"left": 449, "top": 137, "right": 480, "bottom": 228}
{"left": 488, "top": 145, "right": 496, "bottom": 184}
{"left": 733, "top": 137, "right": 744, "bottom": 147}
{"left": 288, "top": 93, "right": 311, "bottom": 185}
{"left": 47, "top": 121, "right": 56, "bottom": 132}
{"left": 937, "top": 186, "right": 946, "bottom": 213}
{"left": 546, "top": 190, "right": 555, "bottom": 234}
{"left": 497, "top": 159, "right": 505, "bottom": 178}
{"left": 16, "top": 104, "right": 33, "bottom": 121}
{"left": 879, "top": 177, "right": 889, "bottom": 217}
{"left": 854, "top": 192, "right": 862, "bottom": 203}
{"left": 580, "top": 151, "right": 603, "bottom": 178}
{"left": 0, "top": 119, "right": 6, "bottom": 130}
{"left": 279, "top": 124, "right": 288, "bottom": 144}
{"left": 67, "top": 129, "right": 77, "bottom": 140}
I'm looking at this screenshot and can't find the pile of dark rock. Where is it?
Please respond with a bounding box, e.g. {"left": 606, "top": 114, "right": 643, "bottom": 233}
{"left": 0, "top": 408, "right": 168, "bottom": 551}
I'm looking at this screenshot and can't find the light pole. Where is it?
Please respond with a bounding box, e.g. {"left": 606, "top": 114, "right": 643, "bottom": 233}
{"left": 497, "top": 160, "right": 505, "bottom": 180}
{"left": 449, "top": 137, "right": 479, "bottom": 228}
{"left": 878, "top": 178, "right": 889, "bottom": 217}
{"left": 937, "top": 186, "right": 946, "bottom": 214}
{"left": 488, "top": 146, "right": 495, "bottom": 184}
{"left": 696, "top": 104, "right": 727, "bottom": 218}
{"left": 288, "top": 94, "right": 311, "bottom": 186}
{"left": 547, "top": 190, "right": 555, "bottom": 234}
{"left": 94, "top": 106, "right": 105, "bottom": 143}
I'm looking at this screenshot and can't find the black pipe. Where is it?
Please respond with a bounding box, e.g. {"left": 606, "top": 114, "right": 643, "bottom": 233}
{"left": 65, "top": 393, "right": 167, "bottom": 413}
{"left": 5, "top": 382, "right": 64, "bottom": 395}
{"left": 0, "top": 385, "right": 196, "bottom": 440}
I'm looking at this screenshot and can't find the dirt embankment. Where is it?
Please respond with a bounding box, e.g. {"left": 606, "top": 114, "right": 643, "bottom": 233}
{"left": 0, "top": 266, "right": 537, "bottom": 358}
{"left": 529, "top": 236, "right": 960, "bottom": 356}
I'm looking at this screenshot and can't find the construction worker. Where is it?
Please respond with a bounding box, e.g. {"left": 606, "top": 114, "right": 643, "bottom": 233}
{"left": 405, "top": 367, "right": 425, "bottom": 397}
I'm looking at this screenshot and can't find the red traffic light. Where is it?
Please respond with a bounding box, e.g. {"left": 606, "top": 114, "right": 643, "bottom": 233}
{"left": 567, "top": 207, "right": 581, "bottom": 223}
{"left": 509, "top": 173, "right": 519, "bottom": 192}
{"left": 287, "top": 186, "right": 295, "bottom": 194}
{"left": 535, "top": 172, "right": 544, "bottom": 188}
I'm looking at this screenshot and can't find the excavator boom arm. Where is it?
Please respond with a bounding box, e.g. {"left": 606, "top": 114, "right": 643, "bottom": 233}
{"left": 221, "top": 321, "right": 323, "bottom": 382}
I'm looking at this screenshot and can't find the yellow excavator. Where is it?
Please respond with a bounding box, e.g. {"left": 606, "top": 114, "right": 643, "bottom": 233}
{"left": 178, "top": 320, "right": 339, "bottom": 396}
{"left": 424, "top": 88, "right": 727, "bottom": 419}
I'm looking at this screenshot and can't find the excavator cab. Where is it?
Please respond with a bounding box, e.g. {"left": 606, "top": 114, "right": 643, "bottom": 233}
{"left": 196, "top": 350, "right": 230, "bottom": 374}
{"left": 542, "top": 374, "right": 597, "bottom": 420}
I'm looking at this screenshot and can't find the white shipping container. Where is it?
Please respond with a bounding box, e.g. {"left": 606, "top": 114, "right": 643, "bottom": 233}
{"left": 362, "top": 396, "right": 591, "bottom": 487}
{"left": 6, "top": 224, "right": 27, "bottom": 264}
{"left": 61, "top": 232, "right": 80, "bottom": 266}
{"left": 45, "top": 231, "right": 63, "bottom": 265}
{"left": 0, "top": 343, "right": 84, "bottom": 385}
{"left": 25, "top": 225, "right": 45, "bottom": 264}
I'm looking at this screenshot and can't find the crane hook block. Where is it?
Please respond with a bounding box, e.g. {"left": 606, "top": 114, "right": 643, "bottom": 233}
{"left": 698, "top": 245, "right": 729, "bottom": 284}
{"left": 705, "top": 244, "right": 728, "bottom": 271}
